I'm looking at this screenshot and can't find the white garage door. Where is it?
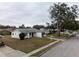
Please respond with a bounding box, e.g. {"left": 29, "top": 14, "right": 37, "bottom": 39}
{"left": 36, "top": 32, "right": 42, "bottom": 38}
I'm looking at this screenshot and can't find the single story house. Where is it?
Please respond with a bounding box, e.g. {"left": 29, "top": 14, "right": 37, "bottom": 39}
{"left": 11, "top": 28, "right": 46, "bottom": 39}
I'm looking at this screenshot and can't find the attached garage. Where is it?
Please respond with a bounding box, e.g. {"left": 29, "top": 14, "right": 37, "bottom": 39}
{"left": 35, "top": 32, "right": 43, "bottom": 38}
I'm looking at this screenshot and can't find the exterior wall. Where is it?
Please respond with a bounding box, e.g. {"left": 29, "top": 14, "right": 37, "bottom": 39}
{"left": 11, "top": 31, "right": 33, "bottom": 39}
{"left": 11, "top": 30, "right": 21, "bottom": 39}
{"left": 25, "top": 33, "right": 29, "bottom": 38}
{"left": 35, "top": 32, "right": 42, "bottom": 38}
{"left": 25, "top": 33, "right": 32, "bottom": 38}
{"left": 11, "top": 30, "right": 43, "bottom": 39}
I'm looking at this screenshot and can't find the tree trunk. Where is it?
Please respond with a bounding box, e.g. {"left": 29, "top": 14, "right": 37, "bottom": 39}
{"left": 57, "top": 21, "right": 61, "bottom": 37}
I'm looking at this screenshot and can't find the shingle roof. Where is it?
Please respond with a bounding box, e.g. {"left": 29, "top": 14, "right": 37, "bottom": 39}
{"left": 15, "top": 28, "right": 42, "bottom": 33}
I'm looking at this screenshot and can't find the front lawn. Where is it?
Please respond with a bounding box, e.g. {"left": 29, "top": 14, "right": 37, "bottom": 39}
{"left": 2, "top": 35, "right": 55, "bottom": 53}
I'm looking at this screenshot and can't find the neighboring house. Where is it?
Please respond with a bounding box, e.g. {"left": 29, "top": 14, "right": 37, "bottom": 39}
{"left": 0, "top": 30, "right": 11, "bottom": 35}
{"left": 0, "top": 28, "right": 15, "bottom": 32}
{"left": 11, "top": 28, "right": 46, "bottom": 39}
{"left": 0, "top": 28, "right": 15, "bottom": 35}
{"left": 40, "top": 28, "right": 58, "bottom": 34}
{"left": 40, "top": 28, "right": 50, "bottom": 34}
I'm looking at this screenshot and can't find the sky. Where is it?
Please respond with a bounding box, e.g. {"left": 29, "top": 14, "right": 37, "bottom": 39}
{"left": 0, "top": 2, "right": 79, "bottom": 27}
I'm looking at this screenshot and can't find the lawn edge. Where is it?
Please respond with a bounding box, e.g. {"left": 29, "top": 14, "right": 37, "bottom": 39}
{"left": 23, "top": 39, "right": 62, "bottom": 57}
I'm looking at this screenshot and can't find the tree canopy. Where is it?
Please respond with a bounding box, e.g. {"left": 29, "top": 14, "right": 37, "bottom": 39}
{"left": 33, "top": 25, "right": 45, "bottom": 29}
{"left": 49, "top": 3, "right": 79, "bottom": 36}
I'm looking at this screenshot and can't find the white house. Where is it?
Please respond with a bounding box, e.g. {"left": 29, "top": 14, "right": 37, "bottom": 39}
{"left": 40, "top": 28, "right": 50, "bottom": 34}
{"left": 11, "top": 28, "right": 45, "bottom": 39}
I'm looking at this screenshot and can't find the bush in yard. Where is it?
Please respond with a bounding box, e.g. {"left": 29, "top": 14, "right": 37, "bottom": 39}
{"left": 0, "top": 42, "right": 5, "bottom": 47}
{"left": 19, "top": 33, "right": 25, "bottom": 40}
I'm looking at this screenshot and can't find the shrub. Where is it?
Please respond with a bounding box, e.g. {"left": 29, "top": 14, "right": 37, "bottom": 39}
{"left": 0, "top": 42, "right": 5, "bottom": 47}
{"left": 19, "top": 33, "right": 25, "bottom": 40}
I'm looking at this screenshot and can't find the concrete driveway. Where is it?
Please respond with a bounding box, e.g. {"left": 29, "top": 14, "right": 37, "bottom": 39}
{"left": 0, "top": 46, "right": 26, "bottom": 57}
{"left": 42, "top": 36, "right": 79, "bottom": 57}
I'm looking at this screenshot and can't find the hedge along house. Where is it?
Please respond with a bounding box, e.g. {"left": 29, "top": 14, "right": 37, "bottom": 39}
{"left": 11, "top": 28, "right": 45, "bottom": 39}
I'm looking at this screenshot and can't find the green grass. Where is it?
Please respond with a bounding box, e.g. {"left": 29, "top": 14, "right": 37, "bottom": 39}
{"left": 2, "top": 35, "right": 55, "bottom": 53}
{"left": 47, "top": 33, "right": 70, "bottom": 38}
{"left": 47, "top": 33, "right": 58, "bottom": 37}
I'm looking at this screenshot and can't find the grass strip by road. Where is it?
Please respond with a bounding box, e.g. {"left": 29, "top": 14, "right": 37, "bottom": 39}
{"left": 25, "top": 40, "right": 61, "bottom": 57}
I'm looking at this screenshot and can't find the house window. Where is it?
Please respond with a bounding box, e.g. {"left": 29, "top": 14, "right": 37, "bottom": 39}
{"left": 12, "top": 33, "right": 16, "bottom": 35}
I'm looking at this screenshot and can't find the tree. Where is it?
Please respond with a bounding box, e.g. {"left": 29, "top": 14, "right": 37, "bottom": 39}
{"left": 50, "top": 3, "right": 78, "bottom": 36}
{"left": 26, "top": 26, "right": 31, "bottom": 28}
{"left": 33, "top": 25, "right": 45, "bottom": 29}
{"left": 0, "top": 24, "right": 16, "bottom": 29}
{"left": 46, "top": 22, "right": 56, "bottom": 29}
{"left": 46, "top": 22, "right": 51, "bottom": 29}
{"left": 62, "top": 5, "right": 78, "bottom": 30}
{"left": 19, "top": 24, "right": 25, "bottom": 28}
{"left": 19, "top": 33, "right": 25, "bottom": 40}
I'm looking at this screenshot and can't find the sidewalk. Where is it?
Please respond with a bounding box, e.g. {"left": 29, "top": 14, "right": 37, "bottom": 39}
{"left": 0, "top": 46, "right": 26, "bottom": 57}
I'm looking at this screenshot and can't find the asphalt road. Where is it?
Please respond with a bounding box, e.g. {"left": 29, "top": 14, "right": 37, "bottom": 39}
{"left": 41, "top": 34, "right": 79, "bottom": 57}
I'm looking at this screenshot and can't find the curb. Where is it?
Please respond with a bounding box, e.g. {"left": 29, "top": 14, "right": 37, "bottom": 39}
{"left": 23, "top": 40, "right": 61, "bottom": 57}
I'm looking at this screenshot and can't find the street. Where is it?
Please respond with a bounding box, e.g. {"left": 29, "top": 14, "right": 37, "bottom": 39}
{"left": 41, "top": 34, "right": 79, "bottom": 57}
